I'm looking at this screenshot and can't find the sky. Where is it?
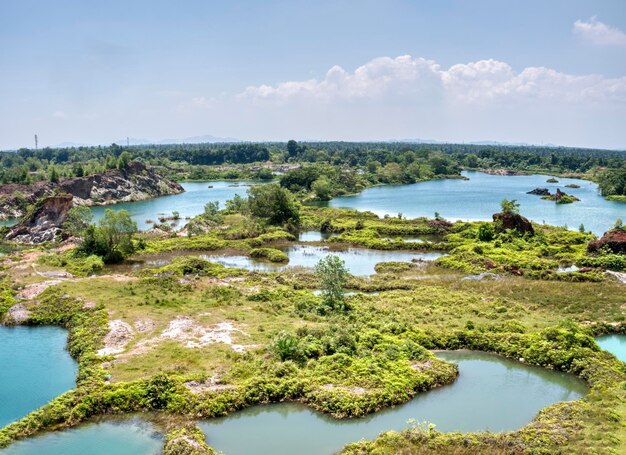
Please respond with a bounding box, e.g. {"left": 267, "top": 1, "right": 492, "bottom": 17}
{"left": 1, "top": 0, "right": 625, "bottom": 150}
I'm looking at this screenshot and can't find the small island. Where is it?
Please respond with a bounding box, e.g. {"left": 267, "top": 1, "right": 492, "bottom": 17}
{"left": 546, "top": 177, "right": 559, "bottom": 183}
{"left": 527, "top": 188, "right": 580, "bottom": 204}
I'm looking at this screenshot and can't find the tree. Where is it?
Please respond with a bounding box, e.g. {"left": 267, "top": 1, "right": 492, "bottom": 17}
{"left": 248, "top": 183, "right": 300, "bottom": 225}
{"left": 79, "top": 209, "right": 137, "bottom": 263}
{"left": 311, "top": 176, "right": 332, "bottom": 200}
{"left": 500, "top": 199, "right": 520, "bottom": 215}
{"left": 287, "top": 140, "right": 299, "bottom": 158}
{"left": 48, "top": 165, "right": 59, "bottom": 183}
{"left": 117, "top": 151, "right": 132, "bottom": 170}
{"left": 63, "top": 206, "right": 93, "bottom": 237}
{"left": 72, "top": 163, "right": 84, "bottom": 177}
{"left": 315, "top": 254, "right": 349, "bottom": 312}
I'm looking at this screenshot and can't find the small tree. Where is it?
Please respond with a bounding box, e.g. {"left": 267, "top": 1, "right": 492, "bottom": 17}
{"left": 48, "top": 165, "right": 59, "bottom": 183}
{"left": 117, "top": 151, "right": 132, "bottom": 171}
{"left": 615, "top": 218, "right": 624, "bottom": 230}
{"left": 203, "top": 201, "right": 223, "bottom": 223}
{"left": 63, "top": 206, "right": 93, "bottom": 237}
{"left": 79, "top": 209, "right": 137, "bottom": 263}
{"left": 248, "top": 183, "right": 300, "bottom": 225}
{"left": 311, "top": 176, "right": 332, "bottom": 200}
{"left": 500, "top": 199, "right": 520, "bottom": 215}
{"left": 315, "top": 254, "right": 348, "bottom": 312}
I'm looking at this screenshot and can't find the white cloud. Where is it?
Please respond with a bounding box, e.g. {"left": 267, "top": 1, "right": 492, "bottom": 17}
{"left": 239, "top": 55, "right": 626, "bottom": 105}
{"left": 52, "top": 110, "right": 68, "bottom": 119}
{"left": 239, "top": 55, "right": 443, "bottom": 103}
{"left": 573, "top": 16, "right": 626, "bottom": 48}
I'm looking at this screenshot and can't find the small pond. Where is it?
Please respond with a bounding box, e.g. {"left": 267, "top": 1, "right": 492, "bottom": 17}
{"left": 297, "top": 231, "right": 338, "bottom": 242}
{"left": 596, "top": 334, "right": 626, "bottom": 363}
{"left": 0, "top": 326, "right": 77, "bottom": 428}
{"left": 109, "top": 245, "right": 443, "bottom": 277}
{"left": 198, "top": 350, "right": 587, "bottom": 455}
{"left": 204, "top": 245, "right": 442, "bottom": 276}
{"left": 0, "top": 419, "right": 163, "bottom": 455}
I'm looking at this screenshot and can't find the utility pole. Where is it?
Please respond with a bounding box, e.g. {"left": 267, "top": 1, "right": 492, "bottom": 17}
{"left": 34, "top": 134, "right": 38, "bottom": 150}
{"left": 127, "top": 136, "right": 129, "bottom": 147}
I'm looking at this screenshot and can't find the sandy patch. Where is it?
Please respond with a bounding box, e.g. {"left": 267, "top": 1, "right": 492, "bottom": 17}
{"left": 320, "top": 384, "right": 368, "bottom": 395}
{"left": 16, "top": 280, "right": 62, "bottom": 300}
{"left": 97, "top": 320, "right": 135, "bottom": 356}
{"left": 91, "top": 274, "right": 137, "bottom": 282}
{"left": 134, "top": 318, "right": 156, "bottom": 333}
{"left": 124, "top": 317, "right": 256, "bottom": 356}
{"left": 185, "top": 376, "right": 236, "bottom": 394}
{"left": 411, "top": 360, "right": 434, "bottom": 373}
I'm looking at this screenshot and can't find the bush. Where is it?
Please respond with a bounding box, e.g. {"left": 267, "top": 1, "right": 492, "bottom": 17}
{"left": 248, "top": 184, "right": 300, "bottom": 225}
{"left": 374, "top": 262, "right": 416, "bottom": 274}
{"left": 250, "top": 248, "right": 289, "bottom": 263}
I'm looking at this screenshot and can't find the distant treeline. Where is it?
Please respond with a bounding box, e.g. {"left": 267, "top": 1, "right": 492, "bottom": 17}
{"left": 1, "top": 141, "right": 625, "bottom": 196}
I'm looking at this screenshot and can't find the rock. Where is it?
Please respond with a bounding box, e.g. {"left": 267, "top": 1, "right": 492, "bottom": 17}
{"left": 5, "top": 194, "right": 73, "bottom": 243}
{"left": 492, "top": 212, "right": 534, "bottom": 235}
{"left": 527, "top": 188, "right": 551, "bottom": 196}
{"left": 97, "top": 320, "right": 135, "bottom": 356}
{"left": 0, "top": 161, "right": 183, "bottom": 221}
{"left": 482, "top": 169, "right": 526, "bottom": 176}
{"left": 588, "top": 228, "right": 626, "bottom": 255}
{"left": 5, "top": 303, "right": 30, "bottom": 324}
{"left": 462, "top": 272, "right": 501, "bottom": 281}
{"left": 542, "top": 188, "right": 580, "bottom": 204}
{"left": 605, "top": 270, "right": 626, "bottom": 284}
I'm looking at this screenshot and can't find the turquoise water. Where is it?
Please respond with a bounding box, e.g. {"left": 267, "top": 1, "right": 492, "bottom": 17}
{"left": 90, "top": 181, "right": 259, "bottom": 230}
{"left": 596, "top": 334, "right": 626, "bottom": 362}
{"left": 199, "top": 351, "right": 587, "bottom": 455}
{"left": 1, "top": 419, "right": 162, "bottom": 455}
{"left": 316, "top": 171, "right": 625, "bottom": 235}
{"left": 0, "top": 326, "right": 77, "bottom": 428}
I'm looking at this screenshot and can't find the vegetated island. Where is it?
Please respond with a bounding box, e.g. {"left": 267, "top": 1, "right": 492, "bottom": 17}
{"left": 527, "top": 187, "right": 580, "bottom": 204}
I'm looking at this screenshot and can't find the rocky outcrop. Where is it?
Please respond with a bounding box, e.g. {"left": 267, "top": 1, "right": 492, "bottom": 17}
{"left": 588, "top": 228, "right": 626, "bottom": 255}
{"left": 542, "top": 188, "right": 580, "bottom": 204}
{"left": 0, "top": 162, "right": 183, "bottom": 220}
{"left": 527, "top": 187, "right": 580, "bottom": 204}
{"left": 482, "top": 169, "right": 526, "bottom": 176}
{"left": 493, "top": 211, "right": 534, "bottom": 235}
{"left": 5, "top": 194, "right": 73, "bottom": 243}
{"left": 527, "top": 188, "right": 551, "bottom": 196}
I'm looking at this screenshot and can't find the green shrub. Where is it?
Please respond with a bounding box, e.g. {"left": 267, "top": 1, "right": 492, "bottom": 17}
{"left": 374, "top": 262, "right": 416, "bottom": 274}
{"left": 250, "top": 248, "right": 289, "bottom": 263}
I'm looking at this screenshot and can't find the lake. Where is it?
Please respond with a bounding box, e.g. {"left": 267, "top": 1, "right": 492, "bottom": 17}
{"left": 315, "top": 171, "right": 625, "bottom": 235}
{"left": 596, "top": 334, "right": 626, "bottom": 363}
{"left": 198, "top": 350, "right": 587, "bottom": 455}
{"left": 0, "top": 326, "right": 77, "bottom": 429}
{"left": 1, "top": 419, "right": 162, "bottom": 455}
{"left": 90, "top": 181, "right": 259, "bottom": 231}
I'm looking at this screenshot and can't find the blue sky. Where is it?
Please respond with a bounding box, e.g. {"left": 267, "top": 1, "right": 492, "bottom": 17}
{"left": 1, "top": 0, "right": 625, "bottom": 149}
